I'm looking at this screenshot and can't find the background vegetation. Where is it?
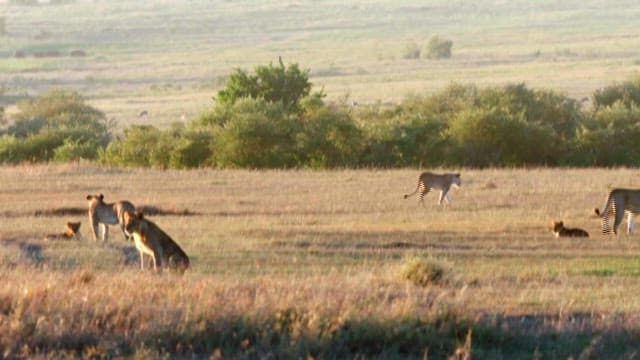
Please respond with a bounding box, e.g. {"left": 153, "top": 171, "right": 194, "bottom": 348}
{"left": 3, "top": 74, "right": 640, "bottom": 168}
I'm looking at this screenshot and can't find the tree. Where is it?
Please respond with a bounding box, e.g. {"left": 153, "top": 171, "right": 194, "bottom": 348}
{"left": 216, "top": 58, "right": 313, "bottom": 112}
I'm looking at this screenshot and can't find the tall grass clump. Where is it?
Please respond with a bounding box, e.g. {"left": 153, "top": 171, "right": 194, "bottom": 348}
{"left": 401, "top": 257, "right": 447, "bottom": 287}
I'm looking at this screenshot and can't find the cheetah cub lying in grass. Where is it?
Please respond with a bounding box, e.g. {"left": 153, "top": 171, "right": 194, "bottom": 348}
{"left": 552, "top": 221, "right": 589, "bottom": 238}
{"left": 44, "top": 221, "right": 81, "bottom": 241}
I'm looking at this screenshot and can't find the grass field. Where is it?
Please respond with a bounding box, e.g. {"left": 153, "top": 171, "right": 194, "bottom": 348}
{"left": 2, "top": 165, "right": 640, "bottom": 357}
{"left": 2, "top": 0, "right": 640, "bottom": 128}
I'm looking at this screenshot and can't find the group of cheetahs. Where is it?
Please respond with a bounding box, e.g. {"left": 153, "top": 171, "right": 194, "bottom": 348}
{"left": 46, "top": 194, "right": 189, "bottom": 274}
{"left": 44, "top": 171, "right": 639, "bottom": 273}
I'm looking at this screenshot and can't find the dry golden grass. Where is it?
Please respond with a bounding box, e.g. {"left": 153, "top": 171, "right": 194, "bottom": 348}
{"left": 2, "top": 165, "right": 640, "bottom": 357}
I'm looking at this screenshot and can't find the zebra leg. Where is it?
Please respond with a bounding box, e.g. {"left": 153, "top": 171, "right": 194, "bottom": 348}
{"left": 627, "top": 211, "right": 635, "bottom": 234}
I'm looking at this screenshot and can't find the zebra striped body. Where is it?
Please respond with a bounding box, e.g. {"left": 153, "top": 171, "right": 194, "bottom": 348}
{"left": 594, "top": 188, "right": 640, "bottom": 235}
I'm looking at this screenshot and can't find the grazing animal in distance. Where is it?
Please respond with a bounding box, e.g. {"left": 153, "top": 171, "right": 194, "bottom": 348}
{"left": 594, "top": 188, "right": 640, "bottom": 235}
{"left": 123, "top": 211, "right": 190, "bottom": 274}
{"left": 86, "top": 194, "right": 135, "bottom": 242}
{"left": 404, "top": 172, "right": 461, "bottom": 206}
{"left": 44, "top": 221, "right": 81, "bottom": 241}
{"left": 551, "top": 221, "right": 589, "bottom": 238}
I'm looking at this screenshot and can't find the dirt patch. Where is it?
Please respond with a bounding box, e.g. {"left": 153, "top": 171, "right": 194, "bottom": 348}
{"left": 137, "top": 205, "right": 199, "bottom": 216}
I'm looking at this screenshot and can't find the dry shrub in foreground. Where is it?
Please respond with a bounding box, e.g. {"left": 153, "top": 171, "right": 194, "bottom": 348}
{"left": 0, "top": 269, "right": 470, "bottom": 359}
{"left": 1, "top": 268, "right": 640, "bottom": 358}
{"left": 401, "top": 257, "right": 448, "bottom": 287}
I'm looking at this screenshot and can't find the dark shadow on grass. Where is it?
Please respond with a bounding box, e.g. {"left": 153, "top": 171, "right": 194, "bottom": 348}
{"left": 1, "top": 205, "right": 200, "bottom": 218}
{"left": 210, "top": 208, "right": 373, "bottom": 217}
{"left": 106, "top": 243, "right": 139, "bottom": 266}
{"left": 0, "top": 237, "right": 45, "bottom": 266}
{"left": 260, "top": 229, "right": 478, "bottom": 252}
{"left": 5, "top": 310, "right": 638, "bottom": 358}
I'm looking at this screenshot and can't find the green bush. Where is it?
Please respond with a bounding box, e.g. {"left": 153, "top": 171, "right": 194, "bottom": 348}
{"left": 359, "top": 113, "right": 448, "bottom": 167}
{"left": 593, "top": 76, "right": 640, "bottom": 110}
{"left": 572, "top": 102, "right": 640, "bottom": 166}
{"left": 0, "top": 106, "right": 6, "bottom": 126}
{"left": 298, "top": 105, "right": 363, "bottom": 168}
{"left": 447, "top": 107, "right": 555, "bottom": 167}
{"left": 476, "top": 83, "right": 583, "bottom": 140}
{"left": 0, "top": 135, "right": 26, "bottom": 164}
{"left": 100, "top": 125, "right": 168, "bottom": 168}
{"left": 210, "top": 99, "right": 301, "bottom": 168}
{"left": 53, "top": 138, "right": 99, "bottom": 162}
{"left": 425, "top": 36, "right": 453, "bottom": 60}
{"left": 11, "top": 89, "right": 109, "bottom": 142}
{"left": 216, "top": 59, "right": 313, "bottom": 112}
{"left": 168, "top": 131, "right": 213, "bottom": 169}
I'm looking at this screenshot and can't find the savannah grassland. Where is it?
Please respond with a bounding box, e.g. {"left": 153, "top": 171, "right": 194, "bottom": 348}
{"left": 4, "top": 0, "right": 640, "bottom": 358}
{"left": 2, "top": 165, "right": 640, "bottom": 357}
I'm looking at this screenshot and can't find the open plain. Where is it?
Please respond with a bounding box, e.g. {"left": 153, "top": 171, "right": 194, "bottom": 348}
{"left": 3, "top": 0, "right": 640, "bottom": 357}
{"left": 2, "top": 165, "right": 640, "bottom": 357}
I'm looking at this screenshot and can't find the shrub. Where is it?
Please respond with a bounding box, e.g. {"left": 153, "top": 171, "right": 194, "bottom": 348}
{"left": 401, "top": 257, "right": 447, "bottom": 287}
{"left": 477, "top": 83, "right": 583, "bottom": 140}
{"left": 403, "top": 42, "right": 421, "bottom": 59}
{"left": 168, "top": 131, "right": 213, "bottom": 169}
{"left": 216, "top": 59, "right": 313, "bottom": 112}
{"left": 0, "top": 106, "right": 5, "bottom": 126}
{"left": 447, "top": 107, "right": 555, "bottom": 167}
{"left": 297, "top": 105, "right": 363, "bottom": 168}
{"left": 425, "top": 36, "right": 453, "bottom": 59}
{"left": 400, "top": 83, "right": 477, "bottom": 121}
{"left": 100, "top": 125, "right": 169, "bottom": 168}
{"left": 359, "top": 112, "right": 449, "bottom": 167}
{"left": 572, "top": 102, "right": 640, "bottom": 166}
{"left": 0, "top": 135, "right": 25, "bottom": 164}
{"left": 11, "top": 89, "right": 109, "bottom": 142}
{"left": 210, "top": 99, "right": 301, "bottom": 168}
{"left": 593, "top": 76, "right": 640, "bottom": 110}
{"left": 53, "top": 138, "right": 99, "bottom": 163}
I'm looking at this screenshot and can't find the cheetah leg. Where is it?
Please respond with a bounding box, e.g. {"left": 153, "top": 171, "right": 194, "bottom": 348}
{"left": 439, "top": 189, "right": 452, "bottom": 205}
{"left": 101, "top": 223, "right": 109, "bottom": 242}
{"left": 613, "top": 209, "right": 625, "bottom": 235}
{"left": 419, "top": 188, "right": 431, "bottom": 206}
